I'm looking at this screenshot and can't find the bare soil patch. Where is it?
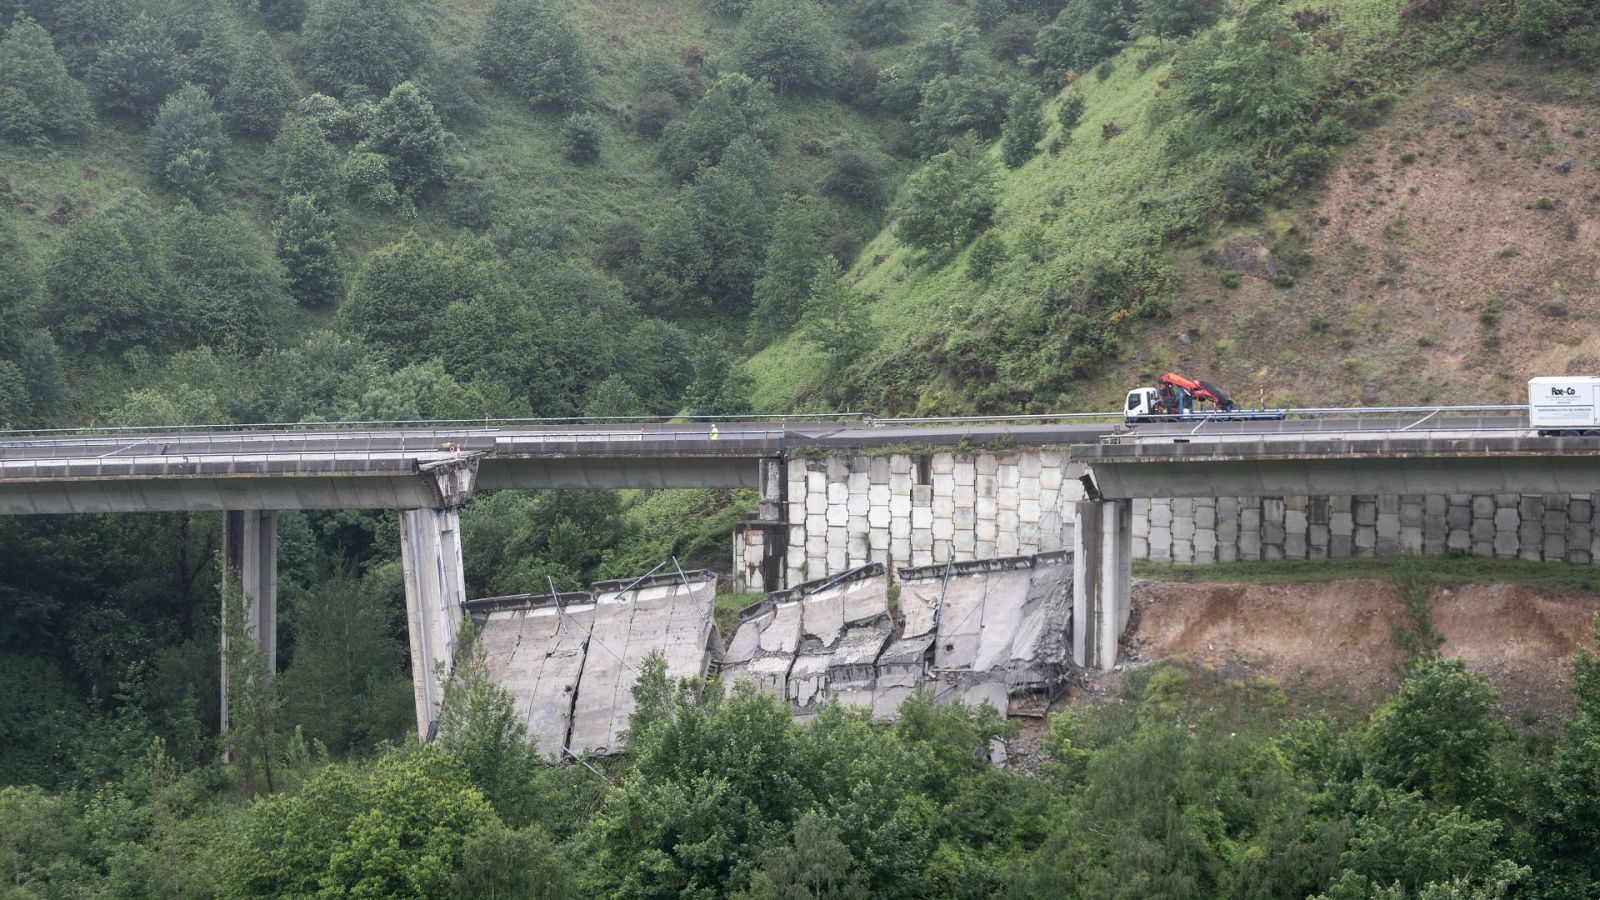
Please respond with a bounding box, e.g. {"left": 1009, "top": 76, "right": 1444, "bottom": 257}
{"left": 1119, "top": 579, "right": 1600, "bottom": 723}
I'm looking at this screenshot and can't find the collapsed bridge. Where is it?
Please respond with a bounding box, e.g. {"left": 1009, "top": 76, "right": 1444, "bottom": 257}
{"left": 472, "top": 553, "right": 1077, "bottom": 756}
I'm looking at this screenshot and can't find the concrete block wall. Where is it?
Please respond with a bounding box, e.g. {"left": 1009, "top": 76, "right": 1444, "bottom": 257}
{"left": 734, "top": 451, "right": 1600, "bottom": 593}
{"left": 779, "top": 451, "right": 1086, "bottom": 586}
{"left": 1136, "top": 493, "right": 1599, "bottom": 565}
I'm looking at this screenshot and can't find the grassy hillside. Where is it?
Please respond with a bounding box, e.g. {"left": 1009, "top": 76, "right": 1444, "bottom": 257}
{"left": 749, "top": 0, "right": 1595, "bottom": 414}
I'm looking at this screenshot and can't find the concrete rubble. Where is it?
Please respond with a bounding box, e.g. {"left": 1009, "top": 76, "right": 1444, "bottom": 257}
{"left": 470, "top": 570, "right": 722, "bottom": 758}
{"left": 724, "top": 552, "right": 1075, "bottom": 719}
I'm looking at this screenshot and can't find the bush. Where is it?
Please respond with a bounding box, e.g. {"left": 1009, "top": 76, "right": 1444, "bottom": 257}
{"left": 966, "top": 230, "right": 1008, "bottom": 280}
{"left": 1512, "top": 0, "right": 1579, "bottom": 46}
{"left": 303, "top": 0, "right": 430, "bottom": 96}
{"left": 631, "top": 90, "right": 678, "bottom": 137}
{"left": 822, "top": 144, "right": 888, "bottom": 207}
{"left": 1057, "top": 92, "right": 1085, "bottom": 131}
{"left": 87, "top": 14, "right": 190, "bottom": 119}
{"left": 274, "top": 195, "right": 344, "bottom": 308}
{"left": 362, "top": 82, "right": 447, "bottom": 195}
{"left": 1001, "top": 86, "right": 1045, "bottom": 168}
{"left": 223, "top": 32, "right": 296, "bottom": 136}
{"left": 561, "top": 111, "right": 603, "bottom": 163}
{"left": 477, "top": 0, "right": 592, "bottom": 111}
{"left": 734, "top": 0, "right": 844, "bottom": 95}
{"left": 846, "top": 0, "right": 912, "bottom": 47}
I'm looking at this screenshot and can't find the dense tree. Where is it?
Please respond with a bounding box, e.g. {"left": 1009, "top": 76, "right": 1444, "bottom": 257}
{"left": 1035, "top": 0, "right": 1137, "bottom": 75}
{"left": 165, "top": 205, "right": 288, "bottom": 353}
{"left": 1001, "top": 85, "right": 1046, "bottom": 167}
{"left": 452, "top": 821, "right": 579, "bottom": 899}
{"left": 1527, "top": 617, "right": 1600, "bottom": 895}
{"left": 1171, "top": 0, "right": 1318, "bottom": 141}
{"left": 302, "top": 0, "right": 428, "bottom": 96}
{"left": 681, "top": 155, "right": 773, "bottom": 314}
{"left": 583, "top": 375, "right": 648, "bottom": 418}
{"left": 342, "top": 235, "right": 505, "bottom": 353}
{"left": 800, "top": 258, "right": 872, "bottom": 368}
{"left": 222, "top": 32, "right": 296, "bottom": 136}
{"left": 274, "top": 195, "right": 344, "bottom": 308}
{"left": 159, "top": 0, "right": 238, "bottom": 96}
{"left": 477, "top": 0, "right": 592, "bottom": 111}
{"left": 1057, "top": 90, "right": 1085, "bottom": 131}
{"left": 561, "top": 111, "right": 602, "bottom": 164}
{"left": 740, "top": 814, "right": 871, "bottom": 900}
{"left": 87, "top": 14, "right": 190, "bottom": 118}
{"left": 734, "top": 0, "right": 844, "bottom": 95}
{"left": 822, "top": 142, "right": 888, "bottom": 207}
{"left": 1133, "top": 0, "right": 1223, "bottom": 42}
{"left": 272, "top": 116, "right": 342, "bottom": 203}
{"left": 363, "top": 81, "right": 447, "bottom": 195}
{"left": 846, "top": 0, "right": 913, "bottom": 46}
{"left": 146, "top": 83, "right": 229, "bottom": 203}
{"left": 966, "top": 229, "right": 1009, "bottom": 280}
{"left": 658, "top": 72, "right": 776, "bottom": 181}
{"left": 259, "top": 0, "right": 309, "bottom": 31}
{"left": 0, "top": 18, "right": 93, "bottom": 144}
{"left": 422, "top": 51, "right": 486, "bottom": 127}
{"left": 892, "top": 138, "right": 998, "bottom": 252}
{"left": 682, "top": 342, "right": 755, "bottom": 416}
{"left": 12, "top": 0, "right": 132, "bottom": 74}
{"left": 12, "top": 330, "right": 65, "bottom": 414}
{"left": 914, "top": 63, "right": 1012, "bottom": 148}
{"left": 44, "top": 214, "right": 164, "bottom": 352}
{"left": 749, "top": 194, "right": 832, "bottom": 342}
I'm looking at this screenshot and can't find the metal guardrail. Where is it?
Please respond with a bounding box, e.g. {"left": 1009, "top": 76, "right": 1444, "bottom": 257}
{"left": 1114, "top": 423, "right": 1545, "bottom": 445}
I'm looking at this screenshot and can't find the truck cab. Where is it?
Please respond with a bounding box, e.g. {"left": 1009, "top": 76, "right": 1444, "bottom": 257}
{"left": 1124, "top": 388, "right": 1158, "bottom": 422}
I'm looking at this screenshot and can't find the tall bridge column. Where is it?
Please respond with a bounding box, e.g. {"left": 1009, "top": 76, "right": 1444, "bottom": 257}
{"left": 401, "top": 459, "right": 478, "bottom": 740}
{"left": 733, "top": 457, "right": 788, "bottom": 593}
{"left": 221, "top": 510, "right": 277, "bottom": 735}
{"left": 1072, "top": 499, "right": 1132, "bottom": 670}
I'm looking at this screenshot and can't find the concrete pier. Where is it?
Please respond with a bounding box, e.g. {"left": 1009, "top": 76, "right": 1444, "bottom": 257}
{"left": 221, "top": 509, "right": 277, "bottom": 735}
{"left": 1072, "top": 499, "right": 1131, "bottom": 671}
{"left": 400, "top": 460, "right": 478, "bottom": 740}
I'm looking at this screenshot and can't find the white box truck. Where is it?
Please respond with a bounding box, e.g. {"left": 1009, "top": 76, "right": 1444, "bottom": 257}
{"left": 1529, "top": 376, "right": 1600, "bottom": 435}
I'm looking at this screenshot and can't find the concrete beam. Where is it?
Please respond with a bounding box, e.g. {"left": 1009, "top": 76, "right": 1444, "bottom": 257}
{"left": 477, "top": 456, "right": 762, "bottom": 490}
{"left": 0, "top": 475, "right": 443, "bottom": 515}
{"left": 221, "top": 510, "right": 277, "bottom": 735}
{"left": 1073, "top": 500, "right": 1130, "bottom": 670}
{"left": 1080, "top": 450, "right": 1600, "bottom": 500}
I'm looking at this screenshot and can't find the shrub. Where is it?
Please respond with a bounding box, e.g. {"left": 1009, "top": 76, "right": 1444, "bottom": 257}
{"left": 274, "top": 195, "right": 344, "bottom": 307}
{"left": 478, "top": 0, "right": 592, "bottom": 111}
{"left": 631, "top": 90, "right": 678, "bottom": 137}
{"left": 1056, "top": 92, "right": 1085, "bottom": 131}
{"left": 734, "top": 0, "right": 844, "bottom": 95}
{"left": 1220, "top": 270, "right": 1242, "bottom": 288}
{"left": 561, "top": 111, "right": 602, "bottom": 164}
{"left": 823, "top": 144, "right": 887, "bottom": 207}
{"left": 303, "top": 0, "right": 430, "bottom": 96}
{"left": 0, "top": 19, "right": 93, "bottom": 144}
{"left": 966, "top": 230, "right": 1009, "bottom": 280}
{"left": 147, "top": 84, "right": 229, "bottom": 203}
{"left": 846, "top": 0, "right": 912, "bottom": 47}
{"left": 223, "top": 32, "right": 296, "bottom": 136}
{"left": 363, "top": 82, "right": 448, "bottom": 195}
{"left": 1001, "top": 86, "right": 1046, "bottom": 168}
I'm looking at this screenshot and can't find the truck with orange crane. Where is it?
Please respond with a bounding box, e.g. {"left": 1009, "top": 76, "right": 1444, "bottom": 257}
{"left": 1123, "top": 373, "right": 1287, "bottom": 424}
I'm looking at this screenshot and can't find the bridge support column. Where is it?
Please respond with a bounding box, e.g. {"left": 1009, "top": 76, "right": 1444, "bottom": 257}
{"left": 1073, "top": 499, "right": 1131, "bottom": 670}
{"left": 733, "top": 458, "right": 788, "bottom": 593}
{"left": 401, "top": 459, "right": 478, "bottom": 741}
{"left": 221, "top": 510, "right": 277, "bottom": 736}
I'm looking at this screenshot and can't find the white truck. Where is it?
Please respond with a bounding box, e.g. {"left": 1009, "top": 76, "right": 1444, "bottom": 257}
{"left": 1530, "top": 376, "right": 1600, "bottom": 435}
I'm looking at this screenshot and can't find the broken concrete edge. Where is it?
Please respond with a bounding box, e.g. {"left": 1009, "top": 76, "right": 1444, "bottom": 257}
{"left": 897, "top": 549, "right": 1072, "bottom": 583}
{"left": 463, "top": 591, "right": 595, "bottom": 616}
{"left": 590, "top": 567, "right": 717, "bottom": 595}
{"left": 766, "top": 561, "right": 886, "bottom": 604}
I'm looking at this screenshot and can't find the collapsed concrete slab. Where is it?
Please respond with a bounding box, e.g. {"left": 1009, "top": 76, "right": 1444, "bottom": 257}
{"left": 897, "top": 551, "right": 1074, "bottom": 717}
{"left": 471, "top": 592, "right": 595, "bottom": 758}
{"left": 469, "top": 569, "right": 721, "bottom": 758}
{"left": 568, "top": 570, "right": 722, "bottom": 756}
{"left": 724, "top": 553, "right": 1075, "bottom": 721}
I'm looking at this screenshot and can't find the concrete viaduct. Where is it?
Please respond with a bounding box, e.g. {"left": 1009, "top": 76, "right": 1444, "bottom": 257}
{"left": 2, "top": 413, "right": 1593, "bottom": 736}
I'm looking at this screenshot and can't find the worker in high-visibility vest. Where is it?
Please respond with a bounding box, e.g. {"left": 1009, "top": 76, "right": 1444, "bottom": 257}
{"left": 709, "top": 423, "right": 720, "bottom": 441}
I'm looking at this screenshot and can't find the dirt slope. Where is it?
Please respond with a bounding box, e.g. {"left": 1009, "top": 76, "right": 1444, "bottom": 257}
{"left": 1124, "top": 579, "right": 1600, "bottom": 722}
{"left": 1094, "top": 61, "right": 1600, "bottom": 410}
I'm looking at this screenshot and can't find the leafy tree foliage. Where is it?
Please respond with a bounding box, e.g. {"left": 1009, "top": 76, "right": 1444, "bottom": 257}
{"left": 1171, "top": 0, "right": 1319, "bottom": 142}
{"left": 165, "top": 204, "right": 288, "bottom": 353}
{"left": 259, "top": 0, "right": 309, "bottom": 30}
{"left": 477, "top": 0, "right": 592, "bottom": 111}
{"left": 147, "top": 83, "right": 229, "bottom": 203}
{"left": 735, "top": 0, "right": 844, "bottom": 95}
{"left": 1527, "top": 616, "right": 1600, "bottom": 895}
{"left": 583, "top": 374, "right": 648, "bottom": 418}
{"left": 1057, "top": 90, "right": 1085, "bottom": 130}
{"left": 422, "top": 50, "right": 486, "bottom": 127}
{"left": 737, "top": 813, "right": 870, "bottom": 900}
{"left": 892, "top": 138, "right": 998, "bottom": 252}
{"left": 0, "top": 18, "right": 93, "bottom": 144}
{"left": 87, "top": 13, "right": 189, "bottom": 118}
{"left": 800, "top": 258, "right": 872, "bottom": 369}
{"left": 302, "top": 0, "right": 428, "bottom": 96}
{"left": 681, "top": 342, "right": 755, "bottom": 417}
{"left": 452, "top": 820, "right": 578, "bottom": 899}
{"left": 362, "top": 81, "right": 447, "bottom": 195}
{"left": 44, "top": 212, "right": 164, "bottom": 352}
{"left": 222, "top": 32, "right": 295, "bottom": 136}
{"left": 1133, "top": 0, "right": 1223, "bottom": 42}
{"left": 658, "top": 72, "right": 776, "bottom": 182}
{"left": 914, "top": 58, "right": 1012, "bottom": 148}
{"left": 342, "top": 234, "right": 500, "bottom": 353}
{"left": 822, "top": 142, "right": 888, "bottom": 207}
{"left": 561, "top": 110, "right": 602, "bottom": 164}
{"left": 1035, "top": 0, "right": 1136, "bottom": 74}
{"left": 272, "top": 115, "right": 342, "bottom": 204}
{"left": 846, "top": 0, "right": 913, "bottom": 47}
{"left": 0, "top": 219, "right": 36, "bottom": 331}
{"left": 750, "top": 194, "right": 833, "bottom": 342}
{"left": 631, "top": 89, "right": 678, "bottom": 137}
{"left": 7, "top": 0, "right": 132, "bottom": 74}
{"left": 1001, "top": 85, "right": 1045, "bottom": 167}
{"left": 967, "top": 229, "right": 1009, "bottom": 280}
{"left": 273, "top": 194, "right": 344, "bottom": 308}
